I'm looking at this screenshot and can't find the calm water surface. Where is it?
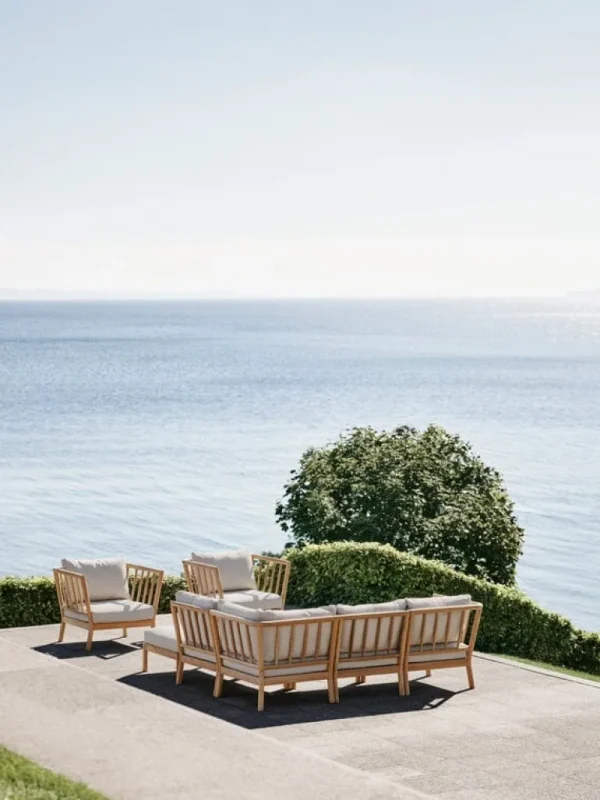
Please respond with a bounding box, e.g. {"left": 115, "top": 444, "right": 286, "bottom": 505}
{"left": 1, "top": 299, "right": 598, "bottom": 631}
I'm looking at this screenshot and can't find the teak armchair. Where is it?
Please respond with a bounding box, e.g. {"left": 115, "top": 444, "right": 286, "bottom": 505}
{"left": 182, "top": 554, "right": 291, "bottom": 609}
{"left": 54, "top": 562, "right": 164, "bottom": 651}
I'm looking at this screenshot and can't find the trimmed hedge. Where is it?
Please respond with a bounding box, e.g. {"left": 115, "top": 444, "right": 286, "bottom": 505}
{"left": 0, "top": 575, "right": 186, "bottom": 629}
{"left": 1, "top": 544, "right": 598, "bottom": 678}
{"left": 285, "top": 542, "right": 600, "bottom": 676}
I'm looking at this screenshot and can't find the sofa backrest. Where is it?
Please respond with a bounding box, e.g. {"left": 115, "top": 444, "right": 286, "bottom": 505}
{"left": 336, "top": 601, "right": 408, "bottom": 657}
{"left": 405, "top": 595, "right": 480, "bottom": 648}
{"left": 61, "top": 558, "right": 129, "bottom": 602}
{"left": 212, "top": 603, "right": 337, "bottom": 666}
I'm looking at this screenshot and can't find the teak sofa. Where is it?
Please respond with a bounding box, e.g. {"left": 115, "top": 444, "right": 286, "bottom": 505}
{"left": 54, "top": 558, "right": 163, "bottom": 651}
{"left": 182, "top": 549, "right": 291, "bottom": 610}
{"left": 141, "top": 591, "right": 482, "bottom": 711}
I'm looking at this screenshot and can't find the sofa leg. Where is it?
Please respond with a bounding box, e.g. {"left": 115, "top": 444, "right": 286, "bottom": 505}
{"left": 85, "top": 629, "right": 94, "bottom": 652}
{"left": 122, "top": 627, "right": 127, "bottom": 638}
{"left": 327, "top": 679, "right": 336, "bottom": 704}
{"left": 141, "top": 646, "right": 148, "bottom": 673}
{"left": 175, "top": 658, "right": 184, "bottom": 686}
{"left": 466, "top": 660, "right": 475, "bottom": 690}
{"left": 213, "top": 672, "right": 223, "bottom": 698}
{"left": 283, "top": 682, "right": 296, "bottom": 691}
{"left": 257, "top": 685, "right": 265, "bottom": 712}
{"left": 425, "top": 669, "right": 432, "bottom": 678}
{"left": 58, "top": 622, "right": 66, "bottom": 643}
{"left": 398, "top": 673, "right": 405, "bottom": 697}
{"left": 356, "top": 675, "right": 366, "bottom": 685}
{"left": 404, "top": 673, "right": 411, "bottom": 696}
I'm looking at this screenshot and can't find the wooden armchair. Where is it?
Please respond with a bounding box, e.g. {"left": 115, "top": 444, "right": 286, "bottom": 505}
{"left": 182, "top": 553, "right": 291, "bottom": 610}
{"left": 54, "top": 560, "right": 164, "bottom": 651}
{"left": 403, "top": 602, "right": 482, "bottom": 694}
{"left": 211, "top": 607, "right": 339, "bottom": 711}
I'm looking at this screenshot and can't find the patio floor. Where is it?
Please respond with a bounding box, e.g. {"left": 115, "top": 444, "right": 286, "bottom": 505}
{"left": 2, "top": 616, "right": 600, "bottom": 799}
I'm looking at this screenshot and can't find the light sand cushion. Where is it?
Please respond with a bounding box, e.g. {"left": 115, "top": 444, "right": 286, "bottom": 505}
{"left": 183, "top": 646, "right": 217, "bottom": 662}
{"left": 409, "top": 643, "right": 468, "bottom": 663}
{"left": 175, "top": 590, "right": 218, "bottom": 609}
{"left": 336, "top": 601, "right": 407, "bottom": 655}
{"left": 338, "top": 656, "right": 400, "bottom": 670}
{"left": 144, "top": 626, "right": 178, "bottom": 652}
{"left": 406, "top": 595, "right": 474, "bottom": 647}
{"left": 221, "top": 658, "right": 327, "bottom": 678}
{"left": 65, "top": 599, "right": 154, "bottom": 624}
{"left": 216, "top": 602, "right": 336, "bottom": 664}
{"left": 222, "top": 590, "right": 282, "bottom": 610}
{"left": 61, "top": 558, "right": 129, "bottom": 602}
{"left": 190, "top": 549, "right": 256, "bottom": 591}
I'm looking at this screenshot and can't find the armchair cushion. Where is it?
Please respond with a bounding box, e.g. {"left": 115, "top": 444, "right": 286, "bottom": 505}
{"left": 190, "top": 549, "right": 256, "bottom": 591}
{"left": 336, "top": 600, "right": 407, "bottom": 614}
{"left": 409, "top": 643, "right": 468, "bottom": 663}
{"left": 406, "top": 595, "right": 472, "bottom": 609}
{"left": 222, "top": 590, "right": 282, "bottom": 610}
{"left": 144, "top": 626, "right": 178, "bottom": 652}
{"left": 65, "top": 599, "right": 154, "bottom": 624}
{"left": 61, "top": 558, "right": 129, "bottom": 601}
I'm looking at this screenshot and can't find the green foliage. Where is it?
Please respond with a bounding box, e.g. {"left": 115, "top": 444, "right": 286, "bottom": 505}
{"left": 0, "top": 575, "right": 186, "bottom": 628}
{"left": 276, "top": 425, "right": 524, "bottom": 585}
{"left": 0, "top": 746, "right": 108, "bottom": 799}
{"left": 285, "top": 542, "right": 600, "bottom": 676}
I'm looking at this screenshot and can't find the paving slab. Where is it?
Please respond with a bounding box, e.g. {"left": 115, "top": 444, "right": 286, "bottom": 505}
{"left": 2, "top": 618, "right": 600, "bottom": 799}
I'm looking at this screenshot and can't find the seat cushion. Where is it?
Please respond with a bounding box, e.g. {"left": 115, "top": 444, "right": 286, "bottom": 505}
{"left": 61, "top": 558, "right": 129, "bottom": 602}
{"left": 190, "top": 549, "right": 256, "bottom": 591}
{"left": 222, "top": 590, "right": 282, "bottom": 610}
{"left": 144, "top": 626, "right": 178, "bottom": 653}
{"left": 222, "top": 657, "right": 328, "bottom": 678}
{"left": 65, "top": 599, "right": 154, "bottom": 624}
{"left": 337, "top": 656, "right": 401, "bottom": 670}
{"left": 409, "top": 643, "right": 468, "bottom": 663}
{"left": 175, "top": 590, "right": 218, "bottom": 610}
{"left": 183, "top": 646, "right": 217, "bottom": 663}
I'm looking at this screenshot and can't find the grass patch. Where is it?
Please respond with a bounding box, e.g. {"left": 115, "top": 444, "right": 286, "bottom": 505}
{"left": 0, "top": 747, "right": 108, "bottom": 799}
{"left": 492, "top": 654, "right": 600, "bottom": 683}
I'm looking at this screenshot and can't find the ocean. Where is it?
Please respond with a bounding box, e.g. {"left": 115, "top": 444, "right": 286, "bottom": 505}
{"left": 1, "top": 298, "right": 598, "bottom": 632}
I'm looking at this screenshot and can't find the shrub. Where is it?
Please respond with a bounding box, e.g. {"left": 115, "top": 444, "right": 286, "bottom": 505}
{"left": 285, "top": 542, "right": 600, "bottom": 676}
{"left": 0, "top": 575, "right": 186, "bottom": 629}
{"left": 276, "top": 425, "right": 524, "bottom": 585}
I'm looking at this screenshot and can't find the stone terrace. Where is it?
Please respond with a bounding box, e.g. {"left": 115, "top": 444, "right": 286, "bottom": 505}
{"left": 2, "top": 616, "right": 600, "bottom": 800}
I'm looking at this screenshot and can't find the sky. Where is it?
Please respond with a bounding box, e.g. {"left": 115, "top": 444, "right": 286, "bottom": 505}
{"left": 1, "top": 1, "right": 599, "bottom": 299}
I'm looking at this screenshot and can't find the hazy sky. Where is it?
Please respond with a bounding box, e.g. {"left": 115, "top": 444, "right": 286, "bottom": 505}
{"left": 1, "top": 1, "right": 599, "bottom": 298}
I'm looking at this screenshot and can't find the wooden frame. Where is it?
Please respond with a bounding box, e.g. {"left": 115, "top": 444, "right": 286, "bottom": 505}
{"left": 334, "top": 610, "right": 411, "bottom": 701}
{"left": 182, "top": 554, "right": 291, "bottom": 608}
{"left": 403, "top": 604, "right": 482, "bottom": 694}
{"left": 170, "top": 601, "right": 219, "bottom": 684}
{"left": 211, "top": 609, "right": 339, "bottom": 711}
{"left": 54, "top": 563, "right": 164, "bottom": 651}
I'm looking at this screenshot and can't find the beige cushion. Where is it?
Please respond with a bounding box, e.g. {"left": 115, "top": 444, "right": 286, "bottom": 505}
{"left": 190, "top": 549, "right": 256, "bottom": 591}
{"left": 337, "top": 601, "right": 407, "bottom": 656}
{"left": 406, "top": 596, "right": 473, "bottom": 647}
{"left": 65, "top": 599, "right": 154, "bottom": 624}
{"left": 183, "top": 645, "right": 217, "bottom": 663}
{"left": 222, "top": 657, "right": 328, "bottom": 678}
{"left": 409, "top": 642, "right": 468, "bottom": 663}
{"left": 215, "top": 603, "right": 336, "bottom": 664}
{"left": 144, "top": 626, "right": 178, "bottom": 653}
{"left": 61, "top": 558, "right": 129, "bottom": 601}
{"left": 222, "top": 590, "right": 282, "bottom": 610}
{"left": 175, "top": 590, "right": 218, "bottom": 609}
{"left": 337, "top": 656, "right": 400, "bottom": 670}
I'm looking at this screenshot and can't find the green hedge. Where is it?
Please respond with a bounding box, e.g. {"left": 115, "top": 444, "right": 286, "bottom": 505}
{"left": 0, "top": 575, "right": 186, "bottom": 629}
{"left": 285, "top": 542, "right": 600, "bottom": 676}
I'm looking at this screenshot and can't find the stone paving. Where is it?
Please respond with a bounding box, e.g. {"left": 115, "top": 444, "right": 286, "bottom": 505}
{"left": 2, "top": 617, "right": 600, "bottom": 799}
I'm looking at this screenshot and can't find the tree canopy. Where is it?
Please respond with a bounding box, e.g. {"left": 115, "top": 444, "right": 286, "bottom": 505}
{"left": 276, "top": 425, "right": 524, "bottom": 585}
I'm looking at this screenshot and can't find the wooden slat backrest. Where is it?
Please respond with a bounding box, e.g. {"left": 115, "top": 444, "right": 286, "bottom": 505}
{"left": 171, "top": 601, "right": 215, "bottom": 654}
{"left": 251, "top": 555, "right": 291, "bottom": 605}
{"left": 408, "top": 604, "right": 482, "bottom": 655}
{"left": 53, "top": 568, "right": 92, "bottom": 618}
{"left": 337, "top": 610, "right": 410, "bottom": 660}
{"left": 182, "top": 560, "right": 223, "bottom": 598}
{"left": 127, "top": 564, "right": 164, "bottom": 611}
{"left": 211, "top": 611, "right": 338, "bottom": 670}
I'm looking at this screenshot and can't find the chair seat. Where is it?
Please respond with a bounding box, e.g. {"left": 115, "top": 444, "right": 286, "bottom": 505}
{"left": 222, "top": 589, "right": 282, "bottom": 610}
{"left": 408, "top": 642, "right": 468, "bottom": 663}
{"left": 144, "top": 626, "right": 178, "bottom": 652}
{"left": 222, "top": 657, "right": 326, "bottom": 678}
{"left": 65, "top": 599, "right": 155, "bottom": 624}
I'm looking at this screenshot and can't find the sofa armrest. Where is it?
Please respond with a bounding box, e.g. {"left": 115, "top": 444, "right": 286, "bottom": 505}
{"left": 53, "top": 568, "right": 93, "bottom": 620}
{"left": 251, "top": 555, "right": 291, "bottom": 606}
{"left": 127, "top": 564, "right": 164, "bottom": 611}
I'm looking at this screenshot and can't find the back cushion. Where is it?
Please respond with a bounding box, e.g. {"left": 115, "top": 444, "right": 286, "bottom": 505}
{"left": 175, "top": 590, "right": 218, "bottom": 610}
{"left": 61, "top": 558, "right": 129, "bottom": 602}
{"left": 190, "top": 549, "right": 256, "bottom": 591}
{"left": 336, "top": 601, "right": 407, "bottom": 656}
{"left": 406, "top": 595, "right": 472, "bottom": 647}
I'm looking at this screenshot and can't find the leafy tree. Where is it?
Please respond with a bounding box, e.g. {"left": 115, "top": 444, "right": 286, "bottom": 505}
{"left": 276, "top": 425, "right": 524, "bottom": 585}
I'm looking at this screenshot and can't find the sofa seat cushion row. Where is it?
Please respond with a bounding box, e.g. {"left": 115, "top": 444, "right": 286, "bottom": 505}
{"left": 190, "top": 549, "right": 256, "bottom": 591}
{"left": 61, "top": 558, "right": 129, "bottom": 602}
{"left": 65, "top": 599, "right": 154, "bottom": 624}
{"left": 145, "top": 626, "right": 179, "bottom": 652}
{"left": 222, "top": 658, "right": 328, "bottom": 678}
